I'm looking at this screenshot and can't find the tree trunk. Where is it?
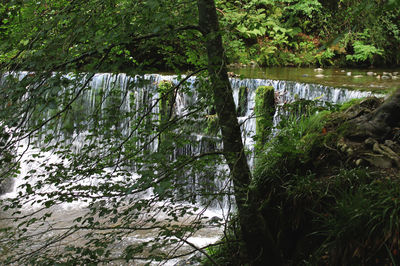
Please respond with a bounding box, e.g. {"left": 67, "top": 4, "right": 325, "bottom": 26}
{"left": 197, "top": 0, "right": 282, "bottom": 264}
{"left": 366, "top": 88, "right": 400, "bottom": 135}
{"left": 350, "top": 88, "right": 400, "bottom": 139}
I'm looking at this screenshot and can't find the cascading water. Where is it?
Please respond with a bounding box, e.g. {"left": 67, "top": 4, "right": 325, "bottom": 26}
{"left": 1, "top": 72, "right": 379, "bottom": 213}
{"left": 0, "top": 72, "right": 380, "bottom": 264}
{"left": 233, "top": 77, "right": 379, "bottom": 165}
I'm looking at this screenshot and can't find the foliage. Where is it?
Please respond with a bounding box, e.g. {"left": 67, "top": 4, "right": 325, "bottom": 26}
{"left": 248, "top": 98, "right": 400, "bottom": 264}
{"left": 255, "top": 99, "right": 332, "bottom": 172}
{"left": 0, "top": 0, "right": 234, "bottom": 265}
{"left": 346, "top": 41, "right": 383, "bottom": 64}
{"left": 338, "top": 97, "right": 364, "bottom": 111}
{"left": 344, "top": 30, "right": 384, "bottom": 65}
{"left": 0, "top": 0, "right": 200, "bottom": 72}
{"left": 315, "top": 171, "right": 400, "bottom": 265}
{"left": 202, "top": 215, "right": 244, "bottom": 265}
{"left": 216, "top": 0, "right": 400, "bottom": 67}
{"left": 1, "top": 0, "right": 399, "bottom": 264}
{"left": 314, "top": 48, "right": 335, "bottom": 66}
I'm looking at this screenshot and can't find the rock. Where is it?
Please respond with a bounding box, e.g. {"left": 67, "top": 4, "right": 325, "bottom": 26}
{"left": 383, "top": 72, "right": 392, "bottom": 76}
{"left": 367, "top": 72, "right": 374, "bottom": 76}
{"left": 343, "top": 97, "right": 382, "bottom": 120}
{"left": 174, "top": 253, "right": 204, "bottom": 266}
{"left": 255, "top": 86, "right": 275, "bottom": 148}
{"left": 227, "top": 72, "right": 239, "bottom": 78}
{"left": 0, "top": 177, "right": 14, "bottom": 195}
{"left": 353, "top": 75, "right": 363, "bottom": 78}
{"left": 315, "top": 74, "right": 324, "bottom": 78}
{"left": 393, "top": 72, "right": 399, "bottom": 76}
{"left": 376, "top": 75, "right": 381, "bottom": 79}
{"left": 314, "top": 68, "right": 324, "bottom": 72}
{"left": 372, "top": 142, "right": 381, "bottom": 153}
{"left": 249, "top": 61, "right": 258, "bottom": 67}
{"left": 302, "top": 74, "right": 309, "bottom": 77}
{"left": 385, "top": 139, "right": 396, "bottom": 147}
{"left": 347, "top": 72, "right": 352, "bottom": 76}
{"left": 381, "top": 75, "right": 390, "bottom": 79}
{"left": 209, "top": 216, "right": 222, "bottom": 225}
{"left": 392, "top": 76, "right": 399, "bottom": 80}
{"left": 341, "top": 70, "right": 345, "bottom": 72}
{"left": 237, "top": 86, "right": 248, "bottom": 117}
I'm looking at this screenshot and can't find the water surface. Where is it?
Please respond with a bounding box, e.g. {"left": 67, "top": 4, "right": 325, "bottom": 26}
{"left": 231, "top": 67, "right": 400, "bottom": 92}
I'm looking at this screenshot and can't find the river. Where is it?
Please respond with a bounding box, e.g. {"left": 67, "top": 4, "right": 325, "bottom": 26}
{"left": 0, "top": 68, "right": 397, "bottom": 265}
{"left": 231, "top": 66, "right": 400, "bottom": 92}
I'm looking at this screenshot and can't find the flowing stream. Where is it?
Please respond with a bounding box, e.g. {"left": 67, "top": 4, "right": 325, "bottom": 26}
{"left": 0, "top": 71, "right": 383, "bottom": 264}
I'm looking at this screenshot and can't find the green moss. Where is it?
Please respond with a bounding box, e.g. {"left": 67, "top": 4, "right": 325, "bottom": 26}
{"left": 157, "top": 80, "right": 176, "bottom": 151}
{"left": 237, "top": 86, "right": 248, "bottom": 117}
{"left": 158, "top": 80, "right": 174, "bottom": 124}
{"left": 255, "top": 86, "right": 275, "bottom": 150}
{"left": 339, "top": 98, "right": 364, "bottom": 111}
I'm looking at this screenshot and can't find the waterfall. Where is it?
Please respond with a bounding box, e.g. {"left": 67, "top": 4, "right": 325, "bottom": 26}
{"left": 1, "top": 73, "right": 379, "bottom": 199}
{"left": 0, "top": 72, "right": 381, "bottom": 265}
{"left": 233, "top": 77, "right": 378, "bottom": 164}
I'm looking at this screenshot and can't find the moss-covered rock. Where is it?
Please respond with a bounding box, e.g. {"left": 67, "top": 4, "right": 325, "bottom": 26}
{"left": 0, "top": 130, "right": 15, "bottom": 195}
{"left": 237, "top": 86, "right": 248, "bottom": 117}
{"left": 157, "top": 80, "right": 175, "bottom": 151}
{"left": 158, "top": 80, "right": 175, "bottom": 124}
{"left": 255, "top": 86, "right": 275, "bottom": 149}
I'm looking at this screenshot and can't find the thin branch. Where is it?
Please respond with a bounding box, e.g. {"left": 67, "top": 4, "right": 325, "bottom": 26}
{"left": 173, "top": 235, "right": 219, "bottom": 266}
{"left": 3, "top": 49, "right": 110, "bottom": 150}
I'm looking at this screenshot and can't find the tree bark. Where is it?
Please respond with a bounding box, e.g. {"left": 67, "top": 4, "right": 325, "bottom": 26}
{"left": 366, "top": 88, "right": 400, "bottom": 135}
{"left": 350, "top": 88, "right": 400, "bottom": 139}
{"left": 197, "top": 0, "right": 282, "bottom": 264}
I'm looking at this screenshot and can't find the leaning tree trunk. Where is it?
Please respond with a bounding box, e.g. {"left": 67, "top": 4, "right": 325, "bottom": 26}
{"left": 197, "top": 0, "right": 282, "bottom": 264}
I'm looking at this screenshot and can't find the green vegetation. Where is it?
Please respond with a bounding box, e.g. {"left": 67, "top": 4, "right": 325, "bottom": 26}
{"left": 158, "top": 80, "right": 175, "bottom": 124}
{"left": 1, "top": 0, "right": 399, "bottom": 71}
{"left": 255, "top": 85, "right": 275, "bottom": 150}
{"left": 204, "top": 98, "right": 400, "bottom": 264}
{"left": 0, "top": 0, "right": 399, "bottom": 265}
{"left": 217, "top": 0, "right": 400, "bottom": 67}
{"left": 237, "top": 86, "right": 248, "bottom": 117}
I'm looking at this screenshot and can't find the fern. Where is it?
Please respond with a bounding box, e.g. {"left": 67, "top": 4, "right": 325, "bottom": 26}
{"left": 346, "top": 41, "right": 383, "bottom": 63}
